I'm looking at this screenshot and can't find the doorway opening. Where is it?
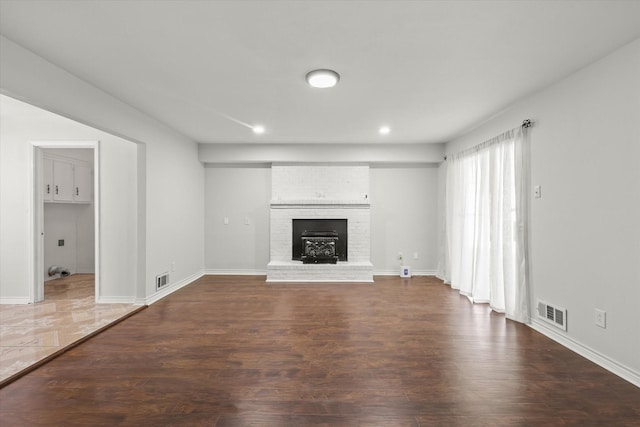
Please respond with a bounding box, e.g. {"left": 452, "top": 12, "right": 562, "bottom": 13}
{"left": 31, "top": 142, "right": 100, "bottom": 303}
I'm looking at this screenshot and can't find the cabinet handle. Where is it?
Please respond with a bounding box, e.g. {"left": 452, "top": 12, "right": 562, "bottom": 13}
{"left": 76, "top": 187, "right": 79, "bottom": 196}
{"left": 47, "top": 184, "right": 50, "bottom": 194}
{"left": 55, "top": 185, "right": 59, "bottom": 195}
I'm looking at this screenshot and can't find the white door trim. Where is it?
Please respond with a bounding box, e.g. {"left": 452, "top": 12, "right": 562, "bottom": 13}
{"left": 29, "top": 141, "right": 100, "bottom": 303}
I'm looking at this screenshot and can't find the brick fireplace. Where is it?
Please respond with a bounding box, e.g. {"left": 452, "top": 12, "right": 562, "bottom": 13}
{"left": 266, "top": 164, "right": 374, "bottom": 282}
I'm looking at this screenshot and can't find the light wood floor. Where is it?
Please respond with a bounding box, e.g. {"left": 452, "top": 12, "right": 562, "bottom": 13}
{"left": 0, "top": 274, "right": 141, "bottom": 385}
{"left": 1, "top": 275, "right": 638, "bottom": 425}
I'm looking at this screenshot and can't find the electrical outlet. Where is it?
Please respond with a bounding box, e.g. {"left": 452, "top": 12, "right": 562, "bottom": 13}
{"left": 413, "top": 252, "right": 419, "bottom": 260}
{"left": 58, "top": 239, "right": 64, "bottom": 247}
{"left": 245, "top": 216, "right": 250, "bottom": 225}
{"left": 398, "top": 251, "right": 403, "bottom": 260}
{"left": 534, "top": 185, "right": 542, "bottom": 198}
{"left": 171, "top": 262, "right": 176, "bottom": 272}
{"left": 595, "top": 309, "right": 606, "bottom": 328}
{"left": 223, "top": 217, "right": 229, "bottom": 225}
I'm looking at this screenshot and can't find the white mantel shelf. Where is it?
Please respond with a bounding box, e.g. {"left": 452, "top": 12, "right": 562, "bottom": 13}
{"left": 270, "top": 199, "right": 370, "bottom": 208}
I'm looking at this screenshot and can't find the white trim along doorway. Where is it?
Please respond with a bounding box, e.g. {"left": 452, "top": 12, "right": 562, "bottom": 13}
{"left": 30, "top": 140, "right": 100, "bottom": 303}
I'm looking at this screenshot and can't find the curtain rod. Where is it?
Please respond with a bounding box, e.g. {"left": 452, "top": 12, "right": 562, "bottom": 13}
{"left": 443, "top": 119, "right": 533, "bottom": 161}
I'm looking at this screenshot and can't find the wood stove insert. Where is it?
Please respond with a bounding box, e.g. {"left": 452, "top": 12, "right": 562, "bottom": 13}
{"left": 292, "top": 219, "right": 347, "bottom": 263}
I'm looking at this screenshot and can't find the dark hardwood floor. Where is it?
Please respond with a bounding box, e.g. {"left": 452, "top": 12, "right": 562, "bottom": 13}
{"left": 1, "top": 275, "right": 638, "bottom": 426}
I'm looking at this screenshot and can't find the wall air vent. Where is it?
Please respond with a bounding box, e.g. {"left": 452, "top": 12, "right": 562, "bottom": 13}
{"left": 156, "top": 273, "right": 169, "bottom": 291}
{"left": 537, "top": 300, "right": 567, "bottom": 331}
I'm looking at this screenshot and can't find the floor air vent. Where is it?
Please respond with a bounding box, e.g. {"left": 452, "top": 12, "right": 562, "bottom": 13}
{"left": 537, "top": 300, "right": 567, "bottom": 331}
{"left": 156, "top": 273, "right": 169, "bottom": 291}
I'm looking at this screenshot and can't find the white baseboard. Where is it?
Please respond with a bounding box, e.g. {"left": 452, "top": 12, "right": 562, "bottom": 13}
{"left": 374, "top": 269, "right": 438, "bottom": 276}
{"left": 0, "top": 297, "right": 30, "bottom": 305}
{"left": 204, "top": 269, "right": 440, "bottom": 278}
{"left": 204, "top": 269, "right": 266, "bottom": 276}
{"left": 146, "top": 270, "right": 204, "bottom": 305}
{"left": 529, "top": 319, "right": 640, "bottom": 388}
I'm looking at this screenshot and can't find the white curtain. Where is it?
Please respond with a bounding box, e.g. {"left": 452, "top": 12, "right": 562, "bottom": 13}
{"left": 444, "top": 127, "right": 530, "bottom": 323}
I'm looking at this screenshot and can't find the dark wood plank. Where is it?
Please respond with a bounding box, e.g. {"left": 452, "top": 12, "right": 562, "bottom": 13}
{"left": 1, "top": 275, "right": 638, "bottom": 426}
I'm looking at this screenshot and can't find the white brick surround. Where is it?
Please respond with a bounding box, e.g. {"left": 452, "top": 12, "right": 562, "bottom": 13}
{"left": 271, "top": 165, "right": 369, "bottom": 201}
{"left": 267, "top": 165, "right": 373, "bottom": 282}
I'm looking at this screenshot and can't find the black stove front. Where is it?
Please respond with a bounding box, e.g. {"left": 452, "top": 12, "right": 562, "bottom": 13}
{"left": 292, "top": 219, "right": 347, "bottom": 263}
{"left": 301, "top": 230, "right": 338, "bottom": 264}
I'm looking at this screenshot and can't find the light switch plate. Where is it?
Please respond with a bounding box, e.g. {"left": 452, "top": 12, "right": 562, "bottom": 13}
{"left": 595, "top": 309, "right": 606, "bottom": 328}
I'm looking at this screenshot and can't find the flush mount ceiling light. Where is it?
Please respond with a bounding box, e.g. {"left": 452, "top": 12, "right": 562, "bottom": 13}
{"left": 306, "top": 69, "right": 340, "bottom": 88}
{"left": 252, "top": 125, "right": 265, "bottom": 134}
{"left": 379, "top": 126, "right": 391, "bottom": 135}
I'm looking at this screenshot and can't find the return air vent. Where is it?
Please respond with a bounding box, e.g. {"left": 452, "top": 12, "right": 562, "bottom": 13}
{"left": 156, "top": 273, "right": 169, "bottom": 291}
{"left": 537, "top": 300, "right": 567, "bottom": 331}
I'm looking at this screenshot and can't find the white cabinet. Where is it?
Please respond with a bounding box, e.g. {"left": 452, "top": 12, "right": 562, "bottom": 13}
{"left": 43, "top": 156, "right": 92, "bottom": 204}
{"left": 73, "top": 164, "right": 92, "bottom": 203}
{"left": 53, "top": 160, "right": 74, "bottom": 202}
{"left": 43, "top": 158, "right": 54, "bottom": 202}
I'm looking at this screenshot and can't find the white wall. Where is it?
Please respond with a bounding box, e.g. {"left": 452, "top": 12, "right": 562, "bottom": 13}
{"left": 75, "top": 201, "right": 95, "bottom": 273}
{"left": 145, "top": 137, "right": 203, "bottom": 296}
{"left": 100, "top": 137, "right": 138, "bottom": 300}
{"left": 0, "top": 95, "right": 138, "bottom": 301}
{"left": 436, "top": 162, "right": 448, "bottom": 279}
{"left": 199, "top": 143, "right": 445, "bottom": 164}
{"left": 370, "top": 165, "right": 439, "bottom": 274}
{"left": 444, "top": 39, "right": 640, "bottom": 379}
{"left": 204, "top": 165, "right": 271, "bottom": 273}
{"left": 204, "top": 163, "right": 440, "bottom": 275}
{"left": 1, "top": 35, "right": 204, "bottom": 302}
{"left": 0, "top": 102, "right": 32, "bottom": 301}
{"left": 43, "top": 204, "right": 93, "bottom": 277}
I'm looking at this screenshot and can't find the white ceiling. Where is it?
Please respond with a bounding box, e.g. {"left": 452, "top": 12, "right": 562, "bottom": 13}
{"left": 1, "top": 0, "right": 639, "bottom": 145}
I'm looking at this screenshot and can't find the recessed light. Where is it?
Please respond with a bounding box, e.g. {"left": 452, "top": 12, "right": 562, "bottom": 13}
{"left": 253, "top": 125, "right": 265, "bottom": 134}
{"left": 306, "top": 69, "right": 340, "bottom": 88}
{"left": 379, "top": 126, "right": 391, "bottom": 135}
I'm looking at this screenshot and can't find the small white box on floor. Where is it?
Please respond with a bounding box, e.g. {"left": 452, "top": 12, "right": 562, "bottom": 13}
{"left": 400, "top": 266, "right": 411, "bottom": 278}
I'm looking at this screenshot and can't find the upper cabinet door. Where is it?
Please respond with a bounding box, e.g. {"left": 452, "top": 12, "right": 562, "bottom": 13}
{"left": 43, "top": 158, "right": 54, "bottom": 202}
{"left": 52, "top": 160, "right": 74, "bottom": 202}
{"left": 73, "top": 164, "right": 92, "bottom": 203}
